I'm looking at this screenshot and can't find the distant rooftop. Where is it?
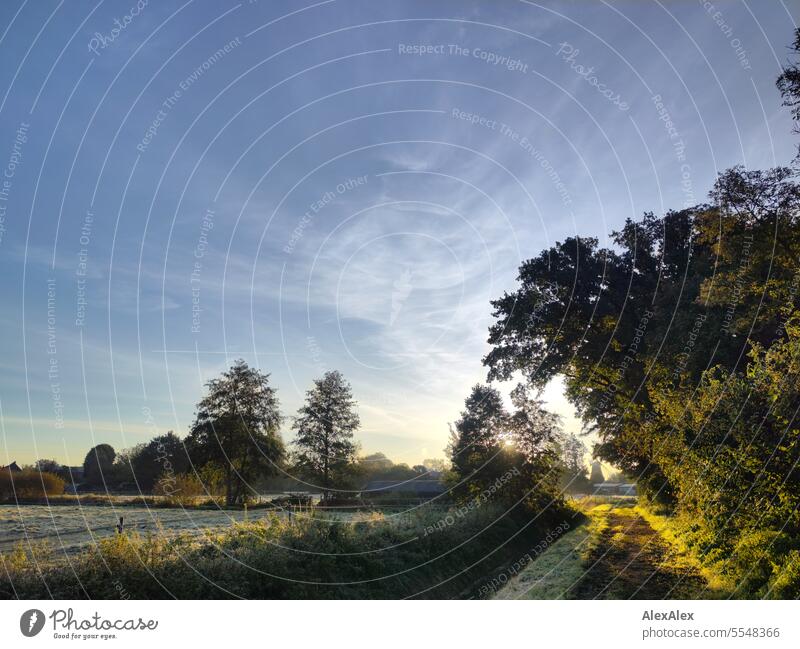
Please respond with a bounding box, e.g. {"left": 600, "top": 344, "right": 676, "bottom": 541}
{"left": 362, "top": 479, "right": 446, "bottom": 496}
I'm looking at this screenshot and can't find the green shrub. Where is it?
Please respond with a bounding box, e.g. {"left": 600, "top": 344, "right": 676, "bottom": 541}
{"left": 726, "top": 531, "right": 798, "bottom": 597}
{"left": 768, "top": 550, "right": 800, "bottom": 598}
{"left": 153, "top": 472, "right": 204, "bottom": 505}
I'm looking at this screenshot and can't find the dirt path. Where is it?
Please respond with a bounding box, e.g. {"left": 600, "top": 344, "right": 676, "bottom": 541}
{"left": 572, "top": 507, "right": 707, "bottom": 599}
{"left": 494, "top": 500, "right": 713, "bottom": 600}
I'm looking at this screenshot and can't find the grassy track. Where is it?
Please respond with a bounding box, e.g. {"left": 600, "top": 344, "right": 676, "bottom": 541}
{"left": 494, "top": 498, "right": 726, "bottom": 599}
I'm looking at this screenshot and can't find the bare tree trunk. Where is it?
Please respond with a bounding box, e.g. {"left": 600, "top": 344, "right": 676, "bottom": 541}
{"left": 323, "top": 430, "right": 330, "bottom": 501}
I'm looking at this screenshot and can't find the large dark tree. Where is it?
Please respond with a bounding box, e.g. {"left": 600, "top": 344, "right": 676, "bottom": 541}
{"left": 130, "top": 432, "right": 190, "bottom": 491}
{"left": 186, "top": 360, "right": 285, "bottom": 505}
{"left": 292, "top": 370, "right": 359, "bottom": 500}
{"left": 82, "top": 444, "right": 115, "bottom": 487}
{"left": 450, "top": 385, "right": 507, "bottom": 447}
{"left": 448, "top": 384, "right": 507, "bottom": 497}
{"left": 484, "top": 163, "right": 800, "bottom": 500}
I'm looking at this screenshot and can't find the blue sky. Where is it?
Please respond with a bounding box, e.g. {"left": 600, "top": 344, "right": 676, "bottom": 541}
{"left": 0, "top": 0, "right": 797, "bottom": 467}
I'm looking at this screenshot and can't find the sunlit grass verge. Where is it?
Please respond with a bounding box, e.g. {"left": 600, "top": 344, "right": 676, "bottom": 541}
{"left": 578, "top": 502, "right": 615, "bottom": 559}
{"left": 491, "top": 501, "right": 618, "bottom": 600}
{"left": 492, "top": 515, "right": 589, "bottom": 599}
{"left": 637, "top": 503, "right": 800, "bottom": 599}
{"left": 635, "top": 505, "right": 731, "bottom": 595}
{"left": 0, "top": 502, "right": 572, "bottom": 599}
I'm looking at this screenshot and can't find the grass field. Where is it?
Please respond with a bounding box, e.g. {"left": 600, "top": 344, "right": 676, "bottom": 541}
{"left": 0, "top": 501, "right": 572, "bottom": 599}
{"left": 0, "top": 504, "right": 306, "bottom": 555}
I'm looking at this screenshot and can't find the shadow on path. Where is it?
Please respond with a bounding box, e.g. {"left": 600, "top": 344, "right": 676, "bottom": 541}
{"left": 573, "top": 508, "right": 707, "bottom": 599}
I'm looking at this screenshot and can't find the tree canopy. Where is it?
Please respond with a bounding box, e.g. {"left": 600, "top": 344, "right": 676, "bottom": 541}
{"left": 292, "top": 370, "right": 360, "bottom": 500}
{"left": 129, "top": 431, "right": 190, "bottom": 491}
{"left": 186, "top": 359, "right": 285, "bottom": 505}
{"left": 484, "top": 166, "right": 800, "bottom": 498}
{"left": 82, "top": 444, "right": 116, "bottom": 487}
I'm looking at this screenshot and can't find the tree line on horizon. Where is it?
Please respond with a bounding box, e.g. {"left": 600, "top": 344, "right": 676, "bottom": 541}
{"left": 20, "top": 364, "right": 447, "bottom": 505}
{"left": 15, "top": 357, "right": 591, "bottom": 508}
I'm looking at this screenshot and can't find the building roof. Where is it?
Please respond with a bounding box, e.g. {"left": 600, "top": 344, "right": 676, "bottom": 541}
{"left": 1, "top": 461, "right": 22, "bottom": 472}
{"left": 593, "top": 482, "right": 637, "bottom": 493}
{"left": 362, "top": 479, "right": 447, "bottom": 496}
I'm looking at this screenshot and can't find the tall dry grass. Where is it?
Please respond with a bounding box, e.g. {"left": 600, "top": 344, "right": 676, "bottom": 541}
{"left": 0, "top": 469, "right": 65, "bottom": 501}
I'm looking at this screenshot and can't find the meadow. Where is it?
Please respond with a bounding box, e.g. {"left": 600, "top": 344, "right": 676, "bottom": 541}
{"left": 0, "top": 503, "right": 327, "bottom": 555}
{"left": 0, "top": 502, "right": 573, "bottom": 599}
